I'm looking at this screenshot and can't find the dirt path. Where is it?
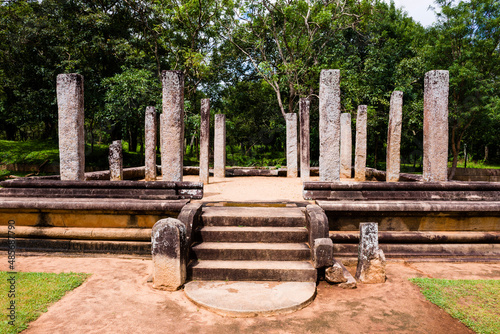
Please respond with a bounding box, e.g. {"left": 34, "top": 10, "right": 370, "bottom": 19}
{"left": 4, "top": 255, "right": 499, "bottom": 334}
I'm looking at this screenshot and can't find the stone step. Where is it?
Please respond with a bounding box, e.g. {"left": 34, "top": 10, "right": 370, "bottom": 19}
{"left": 195, "top": 226, "right": 308, "bottom": 243}
{"left": 188, "top": 260, "right": 317, "bottom": 282}
{"left": 192, "top": 242, "right": 310, "bottom": 261}
{"left": 201, "top": 206, "right": 306, "bottom": 227}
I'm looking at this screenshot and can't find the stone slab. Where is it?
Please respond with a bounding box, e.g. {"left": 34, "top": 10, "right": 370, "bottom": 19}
{"left": 184, "top": 281, "right": 316, "bottom": 317}
{"left": 340, "top": 113, "right": 352, "bottom": 178}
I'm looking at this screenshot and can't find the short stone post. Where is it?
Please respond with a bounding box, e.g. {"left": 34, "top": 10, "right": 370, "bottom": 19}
{"left": 386, "top": 91, "right": 404, "bottom": 182}
{"left": 214, "top": 114, "right": 226, "bottom": 178}
{"left": 354, "top": 105, "right": 367, "bottom": 181}
{"left": 286, "top": 113, "right": 298, "bottom": 178}
{"left": 355, "top": 223, "right": 386, "bottom": 284}
{"left": 56, "top": 73, "right": 85, "bottom": 181}
{"left": 145, "top": 106, "right": 157, "bottom": 181}
{"left": 423, "top": 70, "right": 449, "bottom": 182}
{"left": 319, "top": 69, "right": 341, "bottom": 181}
{"left": 161, "top": 70, "right": 184, "bottom": 182}
{"left": 340, "top": 113, "right": 352, "bottom": 178}
{"left": 199, "top": 99, "right": 210, "bottom": 184}
{"left": 109, "top": 140, "right": 123, "bottom": 181}
{"left": 151, "top": 218, "right": 187, "bottom": 291}
{"left": 300, "top": 98, "right": 310, "bottom": 181}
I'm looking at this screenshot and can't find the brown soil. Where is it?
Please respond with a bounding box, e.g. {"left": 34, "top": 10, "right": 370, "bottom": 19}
{"left": 4, "top": 254, "right": 498, "bottom": 333}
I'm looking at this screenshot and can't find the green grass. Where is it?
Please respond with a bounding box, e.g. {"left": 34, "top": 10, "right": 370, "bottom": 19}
{"left": 449, "top": 159, "right": 500, "bottom": 169}
{"left": 0, "top": 271, "right": 90, "bottom": 333}
{"left": 410, "top": 278, "right": 500, "bottom": 334}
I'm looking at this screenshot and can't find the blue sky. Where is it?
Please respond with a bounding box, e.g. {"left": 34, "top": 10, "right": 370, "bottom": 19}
{"left": 382, "top": 0, "right": 440, "bottom": 27}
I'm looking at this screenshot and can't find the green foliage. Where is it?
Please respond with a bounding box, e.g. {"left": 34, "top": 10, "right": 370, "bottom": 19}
{"left": 0, "top": 271, "right": 90, "bottom": 334}
{"left": 410, "top": 278, "right": 500, "bottom": 334}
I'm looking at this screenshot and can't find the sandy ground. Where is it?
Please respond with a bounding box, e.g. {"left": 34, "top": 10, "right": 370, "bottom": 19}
{"left": 4, "top": 254, "right": 500, "bottom": 334}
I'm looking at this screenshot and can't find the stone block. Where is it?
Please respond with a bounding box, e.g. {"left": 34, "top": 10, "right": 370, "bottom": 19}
{"left": 355, "top": 222, "right": 386, "bottom": 284}
{"left": 151, "top": 218, "right": 187, "bottom": 291}
{"left": 423, "top": 70, "right": 449, "bottom": 182}
{"left": 319, "top": 69, "right": 341, "bottom": 181}
{"left": 56, "top": 73, "right": 85, "bottom": 181}
{"left": 386, "top": 91, "right": 403, "bottom": 182}
{"left": 313, "top": 238, "right": 333, "bottom": 268}
{"left": 214, "top": 114, "right": 226, "bottom": 178}
{"left": 300, "top": 98, "right": 310, "bottom": 181}
{"left": 340, "top": 113, "right": 352, "bottom": 178}
{"left": 109, "top": 140, "right": 123, "bottom": 181}
{"left": 144, "top": 106, "right": 157, "bottom": 181}
{"left": 199, "top": 98, "right": 210, "bottom": 184}
{"left": 285, "top": 113, "right": 298, "bottom": 178}
{"left": 354, "top": 105, "right": 367, "bottom": 181}
{"left": 325, "top": 259, "right": 357, "bottom": 289}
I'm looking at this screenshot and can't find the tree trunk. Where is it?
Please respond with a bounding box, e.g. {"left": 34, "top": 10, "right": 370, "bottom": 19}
{"left": 484, "top": 145, "right": 488, "bottom": 162}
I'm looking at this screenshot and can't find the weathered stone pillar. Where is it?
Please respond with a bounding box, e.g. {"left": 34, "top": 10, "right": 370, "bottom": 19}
{"left": 300, "top": 98, "right": 310, "bottom": 181}
{"left": 286, "top": 113, "right": 298, "bottom": 178}
{"left": 340, "top": 113, "right": 352, "bottom": 178}
{"left": 161, "top": 70, "right": 184, "bottom": 182}
{"left": 423, "top": 70, "right": 449, "bottom": 182}
{"left": 319, "top": 69, "right": 341, "bottom": 181}
{"left": 56, "top": 73, "right": 85, "bottom": 181}
{"left": 354, "top": 105, "right": 367, "bottom": 181}
{"left": 214, "top": 114, "right": 226, "bottom": 178}
{"left": 386, "top": 91, "right": 404, "bottom": 182}
{"left": 355, "top": 222, "right": 386, "bottom": 284}
{"left": 145, "top": 106, "right": 157, "bottom": 181}
{"left": 151, "top": 218, "right": 187, "bottom": 291}
{"left": 109, "top": 140, "right": 123, "bottom": 181}
{"left": 199, "top": 99, "right": 210, "bottom": 184}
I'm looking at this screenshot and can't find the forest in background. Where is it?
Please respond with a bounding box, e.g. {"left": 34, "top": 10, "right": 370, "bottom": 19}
{"left": 0, "top": 0, "right": 499, "bottom": 176}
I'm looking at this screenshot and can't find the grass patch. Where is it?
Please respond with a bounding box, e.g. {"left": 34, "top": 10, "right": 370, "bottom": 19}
{"left": 410, "top": 278, "right": 500, "bottom": 334}
{"left": 0, "top": 271, "right": 90, "bottom": 333}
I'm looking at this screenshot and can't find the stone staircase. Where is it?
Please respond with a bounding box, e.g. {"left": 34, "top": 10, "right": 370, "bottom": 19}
{"left": 188, "top": 205, "right": 317, "bottom": 282}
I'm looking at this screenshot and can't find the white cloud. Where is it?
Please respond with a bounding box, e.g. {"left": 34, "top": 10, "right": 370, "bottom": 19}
{"left": 383, "top": 0, "right": 440, "bottom": 27}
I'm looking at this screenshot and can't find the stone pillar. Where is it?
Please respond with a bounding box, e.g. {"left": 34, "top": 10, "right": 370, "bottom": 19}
{"left": 56, "top": 73, "right": 85, "bottom": 181}
{"left": 199, "top": 99, "right": 210, "bottom": 184}
{"left": 423, "top": 70, "right": 449, "bottom": 182}
{"left": 109, "top": 140, "right": 123, "bottom": 181}
{"left": 319, "top": 69, "right": 341, "bottom": 181}
{"left": 286, "top": 113, "right": 298, "bottom": 178}
{"left": 340, "top": 113, "right": 352, "bottom": 178}
{"left": 355, "top": 222, "right": 386, "bottom": 284}
{"left": 161, "top": 70, "right": 184, "bottom": 182}
{"left": 214, "top": 114, "right": 226, "bottom": 178}
{"left": 386, "top": 91, "right": 404, "bottom": 182}
{"left": 354, "top": 105, "right": 367, "bottom": 181}
{"left": 151, "top": 218, "right": 187, "bottom": 291}
{"left": 145, "top": 106, "right": 157, "bottom": 181}
{"left": 300, "top": 98, "right": 310, "bottom": 181}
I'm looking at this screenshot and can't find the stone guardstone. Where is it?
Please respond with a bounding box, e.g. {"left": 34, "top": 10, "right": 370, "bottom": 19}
{"left": 386, "top": 91, "right": 404, "bottom": 182}
{"left": 151, "top": 218, "right": 187, "bottom": 291}
{"left": 161, "top": 70, "right": 184, "bottom": 182}
{"left": 300, "top": 98, "right": 310, "bottom": 181}
{"left": 56, "top": 73, "right": 85, "bottom": 181}
{"left": 319, "top": 69, "right": 341, "bottom": 181}
{"left": 354, "top": 105, "right": 367, "bottom": 181}
{"left": 285, "top": 113, "right": 298, "bottom": 178}
{"left": 109, "top": 140, "right": 123, "bottom": 181}
{"left": 340, "top": 113, "right": 352, "bottom": 178}
{"left": 313, "top": 238, "right": 333, "bottom": 268}
{"left": 423, "top": 70, "right": 449, "bottom": 182}
{"left": 199, "top": 98, "right": 210, "bottom": 184}
{"left": 355, "top": 222, "right": 386, "bottom": 284}
{"left": 144, "top": 106, "right": 157, "bottom": 181}
{"left": 214, "top": 114, "right": 226, "bottom": 178}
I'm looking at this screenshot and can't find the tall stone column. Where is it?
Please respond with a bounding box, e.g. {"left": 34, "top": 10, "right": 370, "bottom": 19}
{"left": 56, "top": 73, "right": 85, "bottom": 181}
{"left": 286, "top": 113, "right": 298, "bottom": 178}
{"left": 161, "top": 70, "right": 184, "bottom": 182}
{"left": 319, "top": 69, "right": 341, "bottom": 181}
{"left": 214, "top": 114, "right": 226, "bottom": 178}
{"left": 355, "top": 105, "right": 367, "bottom": 181}
{"left": 386, "top": 91, "right": 404, "bottom": 182}
{"left": 109, "top": 140, "right": 123, "bottom": 181}
{"left": 423, "top": 70, "right": 449, "bottom": 182}
{"left": 340, "top": 113, "right": 352, "bottom": 178}
{"left": 300, "top": 98, "right": 310, "bottom": 181}
{"left": 145, "top": 106, "right": 157, "bottom": 181}
{"left": 199, "top": 99, "right": 210, "bottom": 184}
